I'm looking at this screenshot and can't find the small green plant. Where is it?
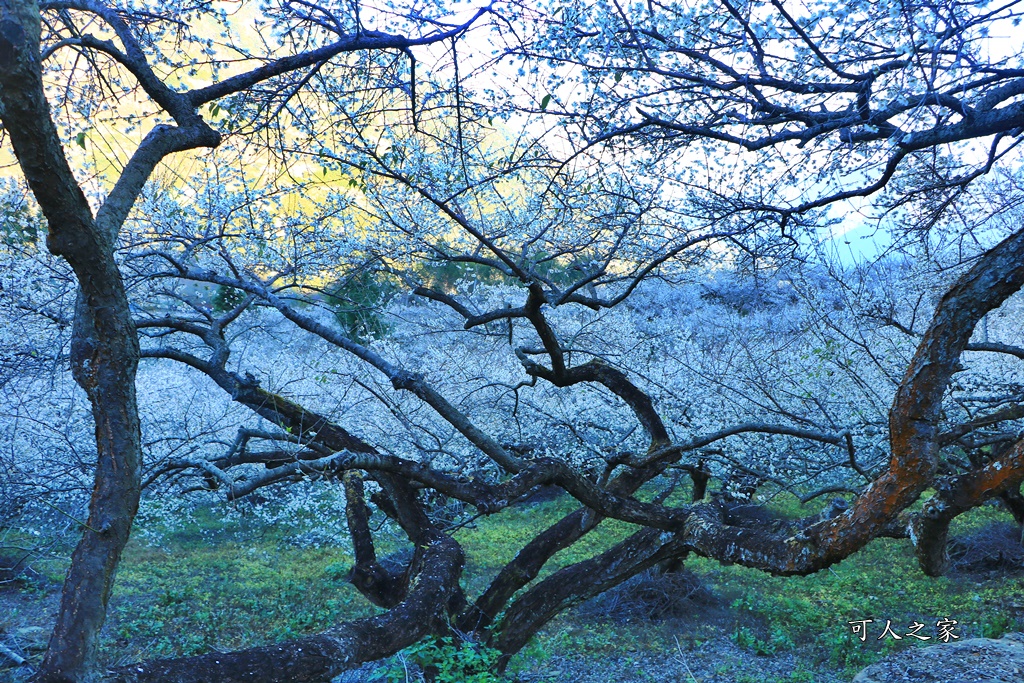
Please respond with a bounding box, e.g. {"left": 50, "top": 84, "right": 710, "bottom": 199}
{"left": 0, "top": 198, "right": 41, "bottom": 247}
{"left": 323, "top": 561, "right": 350, "bottom": 581}
{"left": 371, "top": 636, "right": 505, "bottom": 683}
{"left": 979, "top": 612, "right": 1014, "bottom": 639}
{"left": 324, "top": 269, "right": 396, "bottom": 341}
{"left": 787, "top": 666, "right": 816, "bottom": 682}
{"left": 211, "top": 285, "right": 247, "bottom": 312}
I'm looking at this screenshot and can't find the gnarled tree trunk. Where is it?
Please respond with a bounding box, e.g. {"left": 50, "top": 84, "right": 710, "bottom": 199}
{"left": 0, "top": 2, "right": 141, "bottom": 680}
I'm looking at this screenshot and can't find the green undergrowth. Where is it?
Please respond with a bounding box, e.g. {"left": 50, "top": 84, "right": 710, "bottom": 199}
{"left": 104, "top": 505, "right": 380, "bottom": 658}
{"left": 689, "top": 537, "right": 1013, "bottom": 674}
{"left": 453, "top": 493, "right": 639, "bottom": 594}
{"left": 6, "top": 488, "right": 1021, "bottom": 679}
{"left": 500, "top": 490, "right": 1023, "bottom": 678}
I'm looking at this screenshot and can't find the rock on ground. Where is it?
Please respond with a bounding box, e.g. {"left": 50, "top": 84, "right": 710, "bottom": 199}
{"left": 853, "top": 633, "right": 1024, "bottom": 683}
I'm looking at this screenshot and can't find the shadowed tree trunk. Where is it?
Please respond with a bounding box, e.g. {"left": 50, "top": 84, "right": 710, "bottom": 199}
{"left": 0, "top": 3, "right": 142, "bottom": 680}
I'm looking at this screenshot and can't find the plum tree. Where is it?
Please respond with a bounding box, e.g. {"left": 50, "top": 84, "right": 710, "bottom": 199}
{"left": 2, "top": 1, "right": 1024, "bottom": 682}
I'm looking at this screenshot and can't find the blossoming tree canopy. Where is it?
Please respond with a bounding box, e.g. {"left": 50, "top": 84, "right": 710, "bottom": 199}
{"left": 1, "top": 0, "right": 1024, "bottom": 681}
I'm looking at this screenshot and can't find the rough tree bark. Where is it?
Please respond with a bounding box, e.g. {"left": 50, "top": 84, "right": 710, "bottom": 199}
{"left": 1, "top": 3, "right": 143, "bottom": 680}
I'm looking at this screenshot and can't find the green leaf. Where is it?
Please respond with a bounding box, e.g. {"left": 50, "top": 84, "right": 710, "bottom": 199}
{"left": 75, "top": 132, "right": 87, "bottom": 148}
{"left": 614, "top": 70, "right": 623, "bottom": 83}
{"left": 211, "top": 103, "right": 221, "bottom": 117}
{"left": 540, "top": 94, "right": 551, "bottom": 111}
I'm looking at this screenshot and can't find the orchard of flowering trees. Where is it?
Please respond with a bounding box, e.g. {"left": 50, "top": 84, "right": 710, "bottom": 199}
{"left": 2, "top": 0, "right": 1024, "bottom": 681}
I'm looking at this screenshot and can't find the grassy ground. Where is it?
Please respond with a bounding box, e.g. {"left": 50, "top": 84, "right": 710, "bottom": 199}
{"left": 2, "top": 490, "right": 1022, "bottom": 682}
